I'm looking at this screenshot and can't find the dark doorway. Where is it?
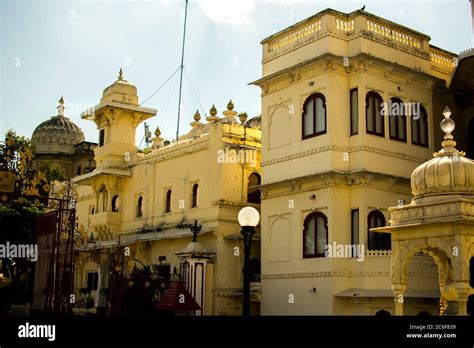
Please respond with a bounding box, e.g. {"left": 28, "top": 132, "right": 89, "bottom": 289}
{"left": 467, "top": 118, "right": 474, "bottom": 159}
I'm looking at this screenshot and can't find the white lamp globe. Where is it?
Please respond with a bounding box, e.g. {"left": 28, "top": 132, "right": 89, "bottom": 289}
{"left": 238, "top": 207, "right": 260, "bottom": 227}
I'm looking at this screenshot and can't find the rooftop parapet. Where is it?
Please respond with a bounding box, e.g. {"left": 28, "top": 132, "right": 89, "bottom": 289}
{"left": 261, "top": 9, "right": 457, "bottom": 82}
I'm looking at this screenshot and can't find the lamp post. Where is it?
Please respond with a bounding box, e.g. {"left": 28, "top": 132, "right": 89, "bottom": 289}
{"left": 176, "top": 220, "right": 202, "bottom": 242}
{"left": 237, "top": 206, "right": 260, "bottom": 317}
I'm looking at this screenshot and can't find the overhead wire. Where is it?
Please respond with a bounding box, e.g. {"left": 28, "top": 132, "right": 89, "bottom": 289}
{"left": 139, "top": 66, "right": 181, "bottom": 106}
{"left": 184, "top": 67, "right": 206, "bottom": 116}
{"left": 160, "top": 71, "right": 180, "bottom": 128}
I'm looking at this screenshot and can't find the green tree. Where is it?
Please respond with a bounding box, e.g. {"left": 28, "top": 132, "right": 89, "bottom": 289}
{"left": 38, "top": 161, "right": 67, "bottom": 183}
{"left": 0, "top": 130, "right": 49, "bottom": 196}
{"left": 0, "top": 130, "right": 47, "bottom": 307}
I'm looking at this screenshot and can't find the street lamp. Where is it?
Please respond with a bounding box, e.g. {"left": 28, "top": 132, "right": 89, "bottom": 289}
{"left": 176, "top": 220, "right": 202, "bottom": 242}
{"left": 237, "top": 206, "right": 260, "bottom": 317}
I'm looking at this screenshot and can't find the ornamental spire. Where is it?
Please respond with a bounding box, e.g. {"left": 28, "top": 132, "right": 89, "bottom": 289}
{"left": 57, "top": 96, "right": 65, "bottom": 117}
{"left": 190, "top": 110, "right": 203, "bottom": 128}
{"left": 434, "top": 106, "right": 465, "bottom": 158}
{"left": 206, "top": 104, "right": 220, "bottom": 123}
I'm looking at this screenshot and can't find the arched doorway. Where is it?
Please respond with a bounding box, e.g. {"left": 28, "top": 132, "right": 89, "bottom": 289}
{"left": 375, "top": 309, "right": 391, "bottom": 316}
{"left": 247, "top": 172, "right": 261, "bottom": 204}
{"left": 404, "top": 251, "right": 440, "bottom": 315}
{"left": 467, "top": 295, "right": 474, "bottom": 316}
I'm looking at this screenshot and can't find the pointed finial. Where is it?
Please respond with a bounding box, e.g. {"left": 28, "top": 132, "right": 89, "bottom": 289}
{"left": 441, "top": 106, "right": 454, "bottom": 140}
{"left": 239, "top": 112, "right": 248, "bottom": 124}
{"left": 227, "top": 99, "right": 234, "bottom": 111}
{"left": 210, "top": 104, "right": 217, "bottom": 117}
{"left": 118, "top": 68, "right": 123, "bottom": 81}
{"left": 434, "top": 106, "right": 465, "bottom": 158}
{"left": 154, "top": 126, "right": 161, "bottom": 137}
{"left": 57, "top": 96, "right": 65, "bottom": 117}
{"left": 194, "top": 110, "right": 201, "bottom": 122}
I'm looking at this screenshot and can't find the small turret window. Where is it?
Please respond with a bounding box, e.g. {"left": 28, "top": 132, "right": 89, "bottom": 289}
{"left": 165, "top": 190, "right": 172, "bottom": 213}
{"left": 136, "top": 196, "right": 143, "bottom": 218}
{"left": 112, "top": 195, "right": 120, "bottom": 212}
{"left": 191, "top": 184, "right": 199, "bottom": 208}
{"left": 99, "top": 129, "right": 105, "bottom": 147}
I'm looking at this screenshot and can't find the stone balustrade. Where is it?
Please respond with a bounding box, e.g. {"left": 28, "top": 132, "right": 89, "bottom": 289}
{"left": 430, "top": 47, "right": 458, "bottom": 73}
{"left": 366, "top": 19, "right": 422, "bottom": 49}
{"left": 335, "top": 17, "right": 354, "bottom": 32}
{"left": 267, "top": 18, "right": 322, "bottom": 52}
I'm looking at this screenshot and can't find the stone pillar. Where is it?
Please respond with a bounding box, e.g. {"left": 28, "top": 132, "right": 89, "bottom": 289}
{"left": 184, "top": 259, "right": 207, "bottom": 316}
{"left": 392, "top": 284, "right": 406, "bottom": 316}
{"left": 95, "top": 263, "right": 102, "bottom": 308}
{"left": 175, "top": 243, "right": 215, "bottom": 316}
{"left": 456, "top": 286, "right": 470, "bottom": 316}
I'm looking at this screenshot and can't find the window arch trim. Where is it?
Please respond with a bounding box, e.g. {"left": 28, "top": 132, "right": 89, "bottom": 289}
{"left": 303, "top": 211, "right": 328, "bottom": 259}
{"left": 365, "top": 91, "right": 385, "bottom": 137}
{"left": 367, "top": 209, "right": 390, "bottom": 251}
{"left": 388, "top": 97, "right": 407, "bottom": 142}
{"left": 411, "top": 104, "right": 429, "bottom": 147}
{"left": 302, "top": 92, "right": 327, "bottom": 140}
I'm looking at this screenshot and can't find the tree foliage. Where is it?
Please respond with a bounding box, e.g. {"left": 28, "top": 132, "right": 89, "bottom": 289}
{"left": 38, "top": 161, "right": 67, "bottom": 183}
{"left": 0, "top": 130, "right": 49, "bottom": 196}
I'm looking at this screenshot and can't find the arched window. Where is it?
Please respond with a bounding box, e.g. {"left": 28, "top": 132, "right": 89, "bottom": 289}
{"left": 247, "top": 172, "right": 261, "bottom": 204}
{"left": 165, "top": 190, "right": 172, "bottom": 213}
{"left": 136, "top": 196, "right": 143, "bottom": 218}
{"left": 111, "top": 195, "right": 120, "bottom": 212}
{"left": 191, "top": 184, "right": 199, "bottom": 208}
{"left": 98, "top": 186, "right": 107, "bottom": 213}
{"left": 366, "top": 91, "right": 384, "bottom": 137}
{"left": 367, "top": 210, "right": 390, "bottom": 250}
{"left": 302, "top": 93, "right": 327, "bottom": 139}
{"left": 388, "top": 97, "right": 407, "bottom": 142}
{"left": 375, "top": 309, "right": 391, "bottom": 317}
{"left": 412, "top": 105, "right": 428, "bottom": 147}
{"left": 77, "top": 166, "right": 81, "bottom": 176}
{"left": 303, "top": 212, "right": 328, "bottom": 258}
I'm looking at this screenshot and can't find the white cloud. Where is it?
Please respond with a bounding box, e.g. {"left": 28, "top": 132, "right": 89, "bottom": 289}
{"left": 194, "top": 0, "right": 256, "bottom": 25}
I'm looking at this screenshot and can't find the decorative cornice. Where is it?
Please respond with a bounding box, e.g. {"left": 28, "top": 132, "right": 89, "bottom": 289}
{"left": 261, "top": 269, "right": 437, "bottom": 280}
{"left": 212, "top": 200, "right": 260, "bottom": 209}
{"left": 139, "top": 137, "right": 209, "bottom": 164}
{"left": 389, "top": 199, "right": 474, "bottom": 227}
{"left": 261, "top": 170, "right": 410, "bottom": 195}
{"left": 261, "top": 145, "right": 427, "bottom": 167}
{"left": 261, "top": 271, "right": 391, "bottom": 279}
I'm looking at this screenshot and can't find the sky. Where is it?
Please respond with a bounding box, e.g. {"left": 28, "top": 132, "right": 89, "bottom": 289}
{"left": 0, "top": 0, "right": 472, "bottom": 146}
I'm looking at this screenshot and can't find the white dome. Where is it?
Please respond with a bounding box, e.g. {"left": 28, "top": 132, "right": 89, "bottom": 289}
{"left": 411, "top": 108, "right": 474, "bottom": 201}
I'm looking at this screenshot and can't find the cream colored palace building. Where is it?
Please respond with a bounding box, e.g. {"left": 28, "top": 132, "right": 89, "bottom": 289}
{"left": 72, "top": 71, "right": 262, "bottom": 315}
{"left": 253, "top": 9, "right": 473, "bottom": 315}
{"left": 67, "top": 8, "right": 474, "bottom": 316}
